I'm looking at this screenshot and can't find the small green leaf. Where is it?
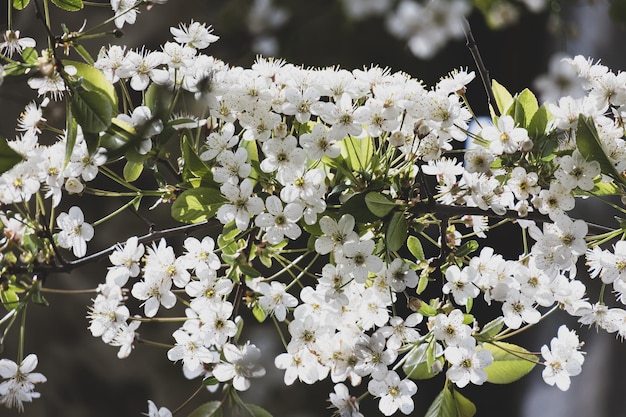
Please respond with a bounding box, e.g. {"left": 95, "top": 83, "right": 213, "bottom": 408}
{"left": 341, "top": 135, "right": 373, "bottom": 171}
{"left": 475, "top": 317, "right": 505, "bottom": 342}
{"left": 64, "top": 60, "right": 117, "bottom": 107}
{"left": 171, "top": 187, "right": 226, "bottom": 224}
{"left": 252, "top": 304, "right": 267, "bottom": 323}
{"left": 417, "top": 270, "right": 429, "bottom": 295}
{"left": 202, "top": 376, "right": 219, "bottom": 386}
{"left": 181, "top": 134, "right": 216, "bottom": 187}
{"left": 339, "top": 193, "right": 379, "bottom": 223}
{"left": 455, "top": 240, "right": 478, "bottom": 258}
{"left": 239, "top": 264, "right": 261, "bottom": 278}
{"left": 51, "top": 0, "right": 83, "bottom": 11}
{"left": 0, "top": 136, "right": 24, "bottom": 175}
{"left": 481, "top": 342, "right": 537, "bottom": 384}
{"left": 576, "top": 115, "right": 626, "bottom": 186}
{"left": 21, "top": 47, "right": 38, "bottom": 64}
{"left": 588, "top": 180, "right": 622, "bottom": 196}
{"left": 453, "top": 390, "right": 476, "bottom": 417}
{"left": 407, "top": 235, "right": 425, "bottom": 261}
{"left": 491, "top": 80, "right": 513, "bottom": 116}
{"left": 386, "top": 211, "right": 407, "bottom": 252}
{"left": 527, "top": 103, "right": 549, "bottom": 139}
{"left": 403, "top": 343, "right": 443, "bottom": 380}
{"left": 514, "top": 88, "right": 539, "bottom": 128}
{"left": 188, "top": 401, "right": 222, "bottom": 417}
{"left": 425, "top": 386, "right": 456, "bottom": 417}
{"left": 0, "top": 290, "right": 19, "bottom": 311}
{"left": 123, "top": 160, "right": 143, "bottom": 182}
{"left": 13, "top": 0, "right": 31, "bottom": 9}
{"left": 365, "top": 192, "right": 398, "bottom": 217}
{"left": 240, "top": 403, "right": 273, "bottom": 417}
{"left": 71, "top": 89, "right": 113, "bottom": 134}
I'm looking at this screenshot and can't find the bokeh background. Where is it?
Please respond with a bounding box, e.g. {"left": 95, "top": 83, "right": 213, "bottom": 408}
{"left": 2, "top": 1, "right": 626, "bottom": 416}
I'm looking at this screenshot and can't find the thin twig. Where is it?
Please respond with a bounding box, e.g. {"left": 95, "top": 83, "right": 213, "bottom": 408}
{"left": 462, "top": 18, "right": 500, "bottom": 117}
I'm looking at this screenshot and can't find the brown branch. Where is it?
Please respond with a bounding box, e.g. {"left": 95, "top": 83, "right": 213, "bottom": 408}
{"left": 462, "top": 18, "right": 499, "bottom": 117}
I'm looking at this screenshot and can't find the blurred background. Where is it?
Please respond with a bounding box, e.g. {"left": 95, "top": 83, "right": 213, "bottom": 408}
{"left": 2, "top": 1, "right": 626, "bottom": 416}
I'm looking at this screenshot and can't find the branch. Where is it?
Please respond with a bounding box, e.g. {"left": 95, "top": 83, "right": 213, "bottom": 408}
{"left": 10, "top": 219, "right": 223, "bottom": 275}
{"left": 462, "top": 18, "right": 499, "bottom": 117}
{"left": 410, "top": 201, "right": 614, "bottom": 234}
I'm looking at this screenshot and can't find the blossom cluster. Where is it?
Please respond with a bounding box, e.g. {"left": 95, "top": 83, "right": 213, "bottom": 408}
{"left": 0, "top": 2, "right": 625, "bottom": 416}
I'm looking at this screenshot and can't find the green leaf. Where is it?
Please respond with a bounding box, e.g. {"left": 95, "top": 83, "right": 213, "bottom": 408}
{"left": 70, "top": 89, "right": 113, "bottom": 134}
{"left": 341, "top": 135, "right": 373, "bottom": 171}
{"left": 365, "top": 192, "right": 398, "bottom": 217}
{"left": 252, "top": 303, "right": 267, "bottom": 323}
{"left": 453, "top": 390, "right": 476, "bottom": 417}
{"left": 171, "top": 187, "right": 226, "bottom": 224}
{"left": 527, "top": 103, "right": 549, "bottom": 139}
{"left": 475, "top": 317, "right": 505, "bottom": 342}
{"left": 576, "top": 115, "right": 626, "bottom": 186}
{"left": 64, "top": 60, "right": 117, "bottom": 107}
{"left": 455, "top": 240, "right": 478, "bottom": 258}
{"left": 99, "top": 117, "right": 139, "bottom": 159}
{"left": 386, "top": 211, "right": 407, "bottom": 252}
{"left": 0, "top": 289, "right": 19, "bottom": 311}
{"left": 239, "top": 264, "right": 261, "bottom": 278}
{"left": 65, "top": 102, "right": 78, "bottom": 167}
{"left": 481, "top": 342, "right": 537, "bottom": 384}
{"left": 240, "top": 404, "right": 273, "bottom": 417}
{"left": 407, "top": 235, "right": 425, "bottom": 261}
{"left": 339, "top": 193, "right": 379, "bottom": 223}
{"left": 181, "top": 134, "right": 216, "bottom": 186}
{"left": 21, "top": 47, "right": 38, "bottom": 64}
{"left": 123, "top": 160, "right": 143, "bottom": 182}
{"left": 514, "top": 88, "right": 539, "bottom": 128}
{"left": 417, "top": 270, "right": 429, "bottom": 295}
{"left": 403, "top": 342, "right": 443, "bottom": 380}
{"left": 491, "top": 80, "right": 513, "bottom": 116}
{"left": 13, "top": 0, "right": 30, "bottom": 9}
{"left": 425, "top": 386, "right": 456, "bottom": 417}
{"left": 0, "top": 136, "right": 24, "bottom": 175}
{"left": 588, "top": 180, "right": 622, "bottom": 196}
{"left": 188, "top": 401, "right": 222, "bottom": 417}
{"left": 51, "top": 0, "right": 83, "bottom": 10}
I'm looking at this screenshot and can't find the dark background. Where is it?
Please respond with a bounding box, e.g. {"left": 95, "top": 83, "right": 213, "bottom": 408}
{"left": 2, "top": 1, "right": 626, "bottom": 416}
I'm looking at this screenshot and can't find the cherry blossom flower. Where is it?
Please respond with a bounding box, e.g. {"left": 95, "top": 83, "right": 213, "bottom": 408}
{"left": 213, "top": 343, "right": 266, "bottom": 391}
{"left": 367, "top": 370, "right": 417, "bottom": 416}
{"left": 55, "top": 206, "right": 94, "bottom": 258}
{"left": 444, "top": 337, "right": 493, "bottom": 388}
{"left": 0, "top": 354, "right": 47, "bottom": 412}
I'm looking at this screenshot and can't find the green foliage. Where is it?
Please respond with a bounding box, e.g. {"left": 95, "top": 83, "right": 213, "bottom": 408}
{"left": 123, "top": 160, "right": 144, "bottom": 182}
{"left": 481, "top": 342, "right": 537, "bottom": 384}
{"left": 70, "top": 89, "right": 113, "bottom": 134}
{"left": 576, "top": 115, "right": 626, "bottom": 186}
{"left": 188, "top": 401, "right": 222, "bottom": 417}
{"left": 51, "top": 0, "right": 83, "bottom": 11}
{"left": 403, "top": 342, "right": 443, "bottom": 380}
{"left": 386, "top": 211, "right": 407, "bottom": 252}
{"left": 0, "top": 288, "right": 19, "bottom": 311}
{"left": 474, "top": 317, "right": 505, "bottom": 342}
{"left": 365, "top": 192, "right": 398, "bottom": 217}
{"left": 341, "top": 134, "right": 373, "bottom": 172}
{"left": 171, "top": 187, "right": 226, "bottom": 224}
{"left": 425, "top": 385, "right": 477, "bottom": 417}
{"left": 491, "top": 80, "right": 513, "bottom": 117}
{"left": 12, "top": 0, "right": 30, "bottom": 9}
{"left": 0, "top": 136, "right": 24, "bottom": 175}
